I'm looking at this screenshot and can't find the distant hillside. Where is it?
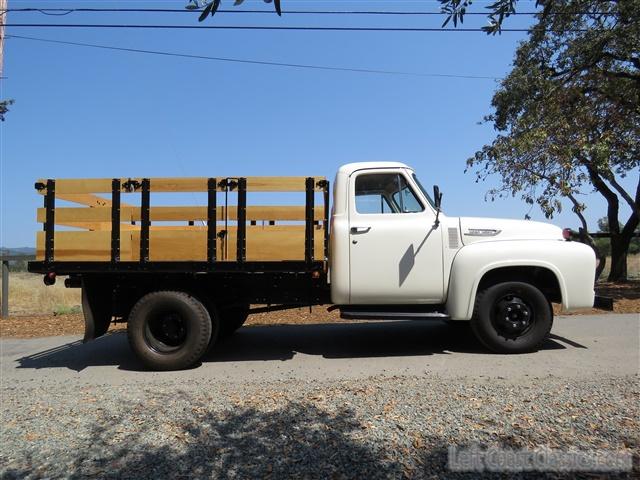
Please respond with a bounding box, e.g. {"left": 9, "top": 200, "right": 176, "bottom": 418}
{"left": 0, "top": 247, "right": 36, "bottom": 256}
{"left": 0, "top": 248, "right": 36, "bottom": 272}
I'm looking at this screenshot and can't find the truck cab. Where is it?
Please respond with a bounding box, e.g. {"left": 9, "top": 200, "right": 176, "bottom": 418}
{"left": 330, "top": 162, "right": 596, "bottom": 352}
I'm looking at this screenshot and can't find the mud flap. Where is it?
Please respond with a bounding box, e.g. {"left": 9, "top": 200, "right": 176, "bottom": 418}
{"left": 81, "top": 278, "right": 112, "bottom": 343}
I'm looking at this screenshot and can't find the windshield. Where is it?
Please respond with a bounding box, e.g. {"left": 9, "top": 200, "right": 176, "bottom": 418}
{"left": 411, "top": 173, "right": 436, "bottom": 209}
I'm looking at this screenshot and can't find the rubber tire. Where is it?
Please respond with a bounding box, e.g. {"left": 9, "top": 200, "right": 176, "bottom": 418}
{"left": 127, "top": 291, "right": 214, "bottom": 371}
{"left": 218, "top": 303, "right": 250, "bottom": 337}
{"left": 471, "top": 281, "right": 552, "bottom": 354}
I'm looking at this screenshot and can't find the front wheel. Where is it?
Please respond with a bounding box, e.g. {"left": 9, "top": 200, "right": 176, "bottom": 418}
{"left": 127, "top": 291, "right": 214, "bottom": 370}
{"left": 471, "top": 282, "right": 552, "bottom": 354}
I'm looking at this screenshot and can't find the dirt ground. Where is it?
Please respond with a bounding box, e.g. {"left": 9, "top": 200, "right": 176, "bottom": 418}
{"left": 1, "top": 282, "right": 638, "bottom": 339}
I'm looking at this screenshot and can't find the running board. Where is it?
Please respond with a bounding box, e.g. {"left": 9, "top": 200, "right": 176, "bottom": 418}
{"left": 339, "top": 308, "right": 449, "bottom": 321}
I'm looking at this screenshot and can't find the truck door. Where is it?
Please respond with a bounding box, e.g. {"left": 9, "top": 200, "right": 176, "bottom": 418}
{"left": 348, "top": 169, "right": 444, "bottom": 304}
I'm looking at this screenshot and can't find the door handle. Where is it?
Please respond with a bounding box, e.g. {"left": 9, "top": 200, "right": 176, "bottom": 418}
{"left": 350, "top": 226, "right": 371, "bottom": 234}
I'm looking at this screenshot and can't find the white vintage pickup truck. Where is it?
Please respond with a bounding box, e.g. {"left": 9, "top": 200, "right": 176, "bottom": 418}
{"left": 29, "top": 161, "right": 597, "bottom": 370}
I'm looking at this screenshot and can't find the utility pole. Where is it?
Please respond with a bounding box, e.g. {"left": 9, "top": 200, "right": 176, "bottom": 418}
{"left": 0, "top": 0, "right": 5, "bottom": 78}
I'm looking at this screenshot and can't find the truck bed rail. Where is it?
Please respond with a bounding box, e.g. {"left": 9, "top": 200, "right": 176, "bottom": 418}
{"left": 31, "top": 176, "right": 329, "bottom": 270}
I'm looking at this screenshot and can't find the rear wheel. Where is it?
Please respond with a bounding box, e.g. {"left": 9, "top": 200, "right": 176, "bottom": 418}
{"left": 127, "top": 291, "right": 215, "bottom": 370}
{"left": 471, "top": 281, "right": 552, "bottom": 354}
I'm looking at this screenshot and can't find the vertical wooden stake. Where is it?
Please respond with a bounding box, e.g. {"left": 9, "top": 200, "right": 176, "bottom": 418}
{"left": 1, "top": 260, "right": 8, "bottom": 318}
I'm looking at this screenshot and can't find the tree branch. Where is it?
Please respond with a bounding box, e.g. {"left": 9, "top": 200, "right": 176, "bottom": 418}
{"left": 602, "top": 171, "right": 640, "bottom": 219}
{"left": 584, "top": 162, "right": 621, "bottom": 234}
{"left": 620, "top": 176, "right": 640, "bottom": 239}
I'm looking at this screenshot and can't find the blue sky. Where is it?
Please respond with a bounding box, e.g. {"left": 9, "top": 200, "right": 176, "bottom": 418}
{"left": 0, "top": 0, "right": 632, "bottom": 247}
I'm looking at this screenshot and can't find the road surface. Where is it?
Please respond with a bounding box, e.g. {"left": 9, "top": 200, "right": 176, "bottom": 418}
{"left": 1, "top": 314, "right": 637, "bottom": 385}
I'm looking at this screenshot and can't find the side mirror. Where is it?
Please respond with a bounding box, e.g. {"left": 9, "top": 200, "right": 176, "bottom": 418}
{"left": 433, "top": 185, "right": 442, "bottom": 210}
{"left": 433, "top": 185, "right": 443, "bottom": 228}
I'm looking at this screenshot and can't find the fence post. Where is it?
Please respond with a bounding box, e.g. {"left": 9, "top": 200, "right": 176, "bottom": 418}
{"left": 1, "top": 260, "right": 8, "bottom": 318}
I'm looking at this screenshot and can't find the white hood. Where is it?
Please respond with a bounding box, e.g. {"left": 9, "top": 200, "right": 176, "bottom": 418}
{"left": 459, "top": 217, "right": 563, "bottom": 245}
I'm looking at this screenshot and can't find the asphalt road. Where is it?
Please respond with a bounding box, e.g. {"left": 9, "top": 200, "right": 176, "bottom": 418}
{"left": 1, "top": 314, "right": 638, "bottom": 386}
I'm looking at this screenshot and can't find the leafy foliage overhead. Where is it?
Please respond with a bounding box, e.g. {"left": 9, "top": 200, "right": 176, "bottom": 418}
{"left": 439, "top": 0, "right": 547, "bottom": 33}
{"left": 187, "top": 0, "right": 282, "bottom": 20}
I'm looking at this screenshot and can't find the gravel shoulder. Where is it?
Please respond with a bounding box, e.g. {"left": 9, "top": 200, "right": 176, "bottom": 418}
{"left": 1, "top": 314, "right": 638, "bottom": 479}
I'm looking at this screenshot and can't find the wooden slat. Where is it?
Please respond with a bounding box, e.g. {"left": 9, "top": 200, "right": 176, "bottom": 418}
{"left": 37, "top": 179, "right": 114, "bottom": 194}
{"left": 245, "top": 177, "right": 324, "bottom": 192}
{"left": 245, "top": 225, "right": 323, "bottom": 261}
{"left": 39, "top": 205, "right": 325, "bottom": 224}
{"left": 52, "top": 222, "right": 138, "bottom": 231}
{"left": 37, "top": 176, "right": 326, "bottom": 194}
{"left": 240, "top": 206, "right": 324, "bottom": 221}
{"left": 38, "top": 207, "right": 115, "bottom": 223}
{"left": 39, "top": 225, "right": 323, "bottom": 262}
{"left": 56, "top": 193, "right": 113, "bottom": 207}
{"left": 36, "top": 191, "right": 133, "bottom": 209}
{"left": 142, "top": 177, "right": 208, "bottom": 192}
{"left": 130, "top": 230, "right": 207, "bottom": 262}
{"left": 131, "top": 226, "right": 322, "bottom": 262}
{"left": 36, "top": 231, "right": 132, "bottom": 261}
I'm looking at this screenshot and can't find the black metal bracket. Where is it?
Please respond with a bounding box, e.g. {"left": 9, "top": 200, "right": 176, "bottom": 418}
{"left": 111, "top": 179, "right": 121, "bottom": 263}
{"left": 122, "top": 178, "right": 141, "bottom": 192}
{"left": 207, "top": 177, "right": 217, "bottom": 263}
{"left": 35, "top": 182, "right": 46, "bottom": 191}
{"left": 305, "top": 177, "right": 315, "bottom": 264}
{"left": 317, "top": 179, "right": 329, "bottom": 190}
{"left": 44, "top": 179, "right": 56, "bottom": 263}
{"left": 237, "top": 178, "right": 247, "bottom": 262}
{"left": 217, "top": 230, "right": 227, "bottom": 239}
{"left": 218, "top": 178, "right": 238, "bottom": 191}
{"left": 140, "top": 178, "right": 150, "bottom": 263}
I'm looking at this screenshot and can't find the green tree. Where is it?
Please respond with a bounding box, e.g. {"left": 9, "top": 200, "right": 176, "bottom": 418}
{"left": 0, "top": 99, "right": 13, "bottom": 122}
{"left": 466, "top": 0, "right": 640, "bottom": 282}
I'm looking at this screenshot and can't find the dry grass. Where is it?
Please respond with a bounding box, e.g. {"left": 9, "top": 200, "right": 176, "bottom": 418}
{"left": 599, "top": 254, "right": 640, "bottom": 280}
{"left": 0, "top": 272, "right": 81, "bottom": 316}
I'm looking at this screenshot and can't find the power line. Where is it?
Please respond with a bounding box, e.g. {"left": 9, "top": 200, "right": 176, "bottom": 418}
{"left": 3, "top": 7, "right": 606, "bottom": 16}
{"left": 7, "top": 34, "right": 501, "bottom": 80}
{"left": 1, "top": 23, "right": 562, "bottom": 32}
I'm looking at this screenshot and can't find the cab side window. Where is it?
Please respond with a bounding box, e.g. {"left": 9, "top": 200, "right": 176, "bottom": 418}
{"left": 355, "top": 173, "right": 424, "bottom": 214}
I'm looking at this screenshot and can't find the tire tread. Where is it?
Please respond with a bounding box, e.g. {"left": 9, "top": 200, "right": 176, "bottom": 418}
{"left": 127, "top": 290, "right": 212, "bottom": 370}
{"left": 471, "top": 282, "right": 553, "bottom": 354}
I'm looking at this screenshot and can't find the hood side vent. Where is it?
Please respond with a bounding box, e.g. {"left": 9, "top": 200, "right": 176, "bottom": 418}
{"left": 448, "top": 228, "right": 459, "bottom": 249}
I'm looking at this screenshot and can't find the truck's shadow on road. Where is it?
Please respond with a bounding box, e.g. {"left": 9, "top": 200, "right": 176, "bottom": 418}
{"left": 16, "top": 321, "right": 578, "bottom": 372}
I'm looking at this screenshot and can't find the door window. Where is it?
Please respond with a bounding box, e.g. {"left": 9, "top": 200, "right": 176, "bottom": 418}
{"left": 354, "top": 173, "right": 424, "bottom": 214}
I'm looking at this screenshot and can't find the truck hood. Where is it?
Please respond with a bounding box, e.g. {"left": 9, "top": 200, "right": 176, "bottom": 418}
{"left": 458, "top": 217, "right": 563, "bottom": 245}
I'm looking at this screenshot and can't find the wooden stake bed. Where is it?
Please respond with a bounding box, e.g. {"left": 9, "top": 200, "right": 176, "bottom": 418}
{"left": 30, "top": 176, "right": 330, "bottom": 268}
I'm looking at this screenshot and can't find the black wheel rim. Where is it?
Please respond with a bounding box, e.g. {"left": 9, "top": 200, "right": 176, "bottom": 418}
{"left": 491, "top": 294, "right": 534, "bottom": 340}
{"left": 145, "top": 311, "right": 187, "bottom": 353}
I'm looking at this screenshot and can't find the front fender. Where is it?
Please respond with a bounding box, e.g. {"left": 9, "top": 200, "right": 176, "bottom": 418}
{"left": 445, "top": 240, "right": 595, "bottom": 320}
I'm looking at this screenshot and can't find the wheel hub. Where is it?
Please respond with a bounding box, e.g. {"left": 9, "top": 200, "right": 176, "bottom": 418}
{"left": 147, "top": 312, "right": 187, "bottom": 351}
{"left": 493, "top": 295, "right": 533, "bottom": 338}
{"left": 160, "top": 314, "right": 184, "bottom": 342}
